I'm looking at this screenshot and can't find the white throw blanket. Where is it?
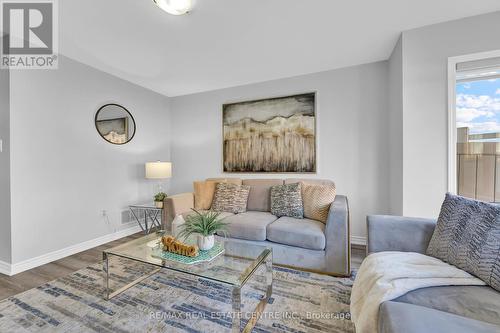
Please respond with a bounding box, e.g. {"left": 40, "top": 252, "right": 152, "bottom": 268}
{"left": 350, "top": 251, "right": 486, "bottom": 333}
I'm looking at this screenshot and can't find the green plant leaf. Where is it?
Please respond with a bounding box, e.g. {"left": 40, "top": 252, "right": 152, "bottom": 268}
{"left": 178, "top": 209, "right": 229, "bottom": 239}
{"left": 154, "top": 192, "right": 167, "bottom": 201}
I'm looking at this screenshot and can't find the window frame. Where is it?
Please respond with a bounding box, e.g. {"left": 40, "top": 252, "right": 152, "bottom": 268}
{"left": 447, "top": 49, "right": 500, "bottom": 194}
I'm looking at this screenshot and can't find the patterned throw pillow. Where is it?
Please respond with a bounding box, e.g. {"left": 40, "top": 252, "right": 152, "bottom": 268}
{"left": 211, "top": 183, "right": 250, "bottom": 214}
{"left": 426, "top": 193, "right": 500, "bottom": 292}
{"left": 270, "top": 183, "right": 304, "bottom": 219}
{"left": 302, "top": 183, "right": 336, "bottom": 223}
{"left": 193, "top": 179, "right": 243, "bottom": 210}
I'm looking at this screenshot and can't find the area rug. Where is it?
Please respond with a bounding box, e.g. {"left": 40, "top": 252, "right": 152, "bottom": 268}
{"left": 0, "top": 257, "right": 355, "bottom": 332}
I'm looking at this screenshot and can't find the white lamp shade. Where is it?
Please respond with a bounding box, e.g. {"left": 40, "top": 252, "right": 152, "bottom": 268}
{"left": 145, "top": 162, "right": 172, "bottom": 179}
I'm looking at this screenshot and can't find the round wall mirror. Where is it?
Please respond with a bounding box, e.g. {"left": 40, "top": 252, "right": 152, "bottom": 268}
{"left": 95, "top": 104, "right": 136, "bottom": 145}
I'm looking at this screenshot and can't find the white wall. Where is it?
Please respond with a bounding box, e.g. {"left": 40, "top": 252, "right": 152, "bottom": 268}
{"left": 0, "top": 42, "right": 11, "bottom": 264}
{"left": 170, "top": 62, "right": 390, "bottom": 240}
{"left": 388, "top": 36, "right": 403, "bottom": 215}
{"left": 9, "top": 56, "right": 171, "bottom": 264}
{"left": 401, "top": 11, "right": 500, "bottom": 217}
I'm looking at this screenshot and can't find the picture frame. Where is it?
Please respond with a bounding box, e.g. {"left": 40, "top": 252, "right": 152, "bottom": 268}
{"left": 222, "top": 92, "right": 316, "bottom": 173}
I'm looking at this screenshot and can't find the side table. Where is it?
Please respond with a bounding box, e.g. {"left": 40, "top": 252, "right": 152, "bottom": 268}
{"left": 129, "top": 203, "right": 163, "bottom": 234}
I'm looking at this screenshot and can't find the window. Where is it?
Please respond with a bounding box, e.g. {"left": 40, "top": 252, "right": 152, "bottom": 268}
{"left": 455, "top": 59, "right": 500, "bottom": 202}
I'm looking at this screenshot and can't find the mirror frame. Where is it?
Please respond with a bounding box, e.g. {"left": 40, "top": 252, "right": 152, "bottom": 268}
{"left": 94, "top": 103, "right": 136, "bottom": 145}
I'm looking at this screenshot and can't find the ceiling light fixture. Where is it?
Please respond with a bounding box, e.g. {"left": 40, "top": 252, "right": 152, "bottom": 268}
{"left": 153, "top": 0, "right": 192, "bottom": 15}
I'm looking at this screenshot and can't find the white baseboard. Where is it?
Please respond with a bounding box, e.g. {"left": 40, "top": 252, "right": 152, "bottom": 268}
{"left": 1, "top": 226, "right": 364, "bottom": 276}
{"left": 0, "top": 260, "right": 11, "bottom": 276}
{"left": 4, "top": 224, "right": 141, "bottom": 276}
{"left": 351, "top": 236, "right": 367, "bottom": 246}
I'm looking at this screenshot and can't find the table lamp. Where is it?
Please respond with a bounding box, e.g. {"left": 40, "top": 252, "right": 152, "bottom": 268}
{"left": 145, "top": 161, "right": 172, "bottom": 193}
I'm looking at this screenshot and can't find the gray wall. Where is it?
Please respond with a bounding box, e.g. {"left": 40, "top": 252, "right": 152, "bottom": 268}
{"left": 9, "top": 56, "right": 171, "bottom": 264}
{"left": 401, "top": 11, "right": 500, "bottom": 217}
{"left": 388, "top": 36, "right": 403, "bottom": 215}
{"left": 170, "top": 61, "right": 390, "bottom": 239}
{"left": 5, "top": 10, "right": 496, "bottom": 264}
{"left": 0, "top": 38, "right": 11, "bottom": 263}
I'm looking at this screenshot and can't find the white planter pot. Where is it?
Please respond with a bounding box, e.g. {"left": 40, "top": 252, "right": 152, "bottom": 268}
{"left": 197, "top": 234, "right": 215, "bottom": 251}
{"left": 155, "top": 201, "right": 163, "bottom": 209}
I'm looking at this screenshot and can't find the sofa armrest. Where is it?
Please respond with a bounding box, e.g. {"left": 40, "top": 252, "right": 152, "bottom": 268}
{"left": 163, "top": 192, "right": 194, "bottom": 226}
{"left": 367, "top": 215, "right": 437, "bottom": 254}
{"left": 325, "top": 195, "right": 350, "bottom": 276}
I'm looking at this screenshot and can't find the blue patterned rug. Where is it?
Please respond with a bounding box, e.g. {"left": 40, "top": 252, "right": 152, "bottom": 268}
{"left": 0, "top": 257, "right": 355, "bottom": 332}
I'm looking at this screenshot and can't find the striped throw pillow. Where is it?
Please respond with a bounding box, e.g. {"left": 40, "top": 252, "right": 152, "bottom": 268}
{"left": 427, "top": 193, "right": 500, "bottom": 292}
{"left": 302, "top": 183, "right": 336, "bottom": 223}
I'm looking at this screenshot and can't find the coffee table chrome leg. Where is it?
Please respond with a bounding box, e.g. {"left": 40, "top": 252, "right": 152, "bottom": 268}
{"left": 103, "top": 252, "right": 161, "bottom": 300}
{"left": 240, "top": 251, "right": 273, "bottom": 333}
{"left": 103, "top": 252, "right": 110, "bottom": 300}
{"left": 265, "top": 251, "right": 273, "bottom": 299}
{"left": 231, "top": 287, "right": 242, "bottom": 333}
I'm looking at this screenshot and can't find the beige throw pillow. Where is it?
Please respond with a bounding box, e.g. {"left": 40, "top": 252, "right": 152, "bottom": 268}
{"left": 193, "top": 181, "right": 216, "bottom": 210}
{"left": 302, "top": 183, "right": 336, "bottom": 223}
{"left": 211, "top": 183, "right": 250, "bottom": 214}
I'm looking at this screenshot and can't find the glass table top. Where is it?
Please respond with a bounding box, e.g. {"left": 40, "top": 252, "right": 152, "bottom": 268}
{"left": 129, "top": 203, "right": 161, "bottom": 209}
{"left": 104, "top": 232, "right": 271, "bottom": 287}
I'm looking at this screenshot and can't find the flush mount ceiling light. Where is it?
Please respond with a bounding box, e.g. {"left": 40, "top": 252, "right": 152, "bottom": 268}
{"left": 153, "top": 0, "right": 193, "bottom": 15}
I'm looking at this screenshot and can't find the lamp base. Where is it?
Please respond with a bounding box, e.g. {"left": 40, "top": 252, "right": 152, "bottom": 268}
{"left": 154, "top": 182, "right": 167, "bottom": 195}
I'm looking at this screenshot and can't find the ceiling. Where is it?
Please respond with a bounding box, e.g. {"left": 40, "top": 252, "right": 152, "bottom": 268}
{"left": 59, "top": 0, "right": 500, "bottom": 97}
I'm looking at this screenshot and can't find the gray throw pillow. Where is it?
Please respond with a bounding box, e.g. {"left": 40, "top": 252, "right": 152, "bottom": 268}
{"left": 270, "top": 183, "right": 304, "bottom": 219}
{"left": 211, "top": 183, "right": 250, "bottom": 214}
{"left": 427, "top": 193, "right": 500, "bottom": 291}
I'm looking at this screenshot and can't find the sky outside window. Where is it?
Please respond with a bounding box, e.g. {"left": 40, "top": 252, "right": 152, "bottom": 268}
{"left": 456, "top": 78, "right": 500, "bottom": 137}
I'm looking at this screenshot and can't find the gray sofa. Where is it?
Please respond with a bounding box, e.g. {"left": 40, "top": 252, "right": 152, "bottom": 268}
{"left": 367, "top": 215, "right": 500, "bottom": 333}
{"left": 164, "top": 178, "right": 351, "bottom": 276}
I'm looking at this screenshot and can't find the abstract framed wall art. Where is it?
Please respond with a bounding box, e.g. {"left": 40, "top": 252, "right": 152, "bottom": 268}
{"left": 223, "top": 93, "right": 316, "bottom": 173}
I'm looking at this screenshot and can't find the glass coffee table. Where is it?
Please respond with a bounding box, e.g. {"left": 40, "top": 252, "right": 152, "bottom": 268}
{"left": 103, "top": 232, "right": 273, "bottom": 333}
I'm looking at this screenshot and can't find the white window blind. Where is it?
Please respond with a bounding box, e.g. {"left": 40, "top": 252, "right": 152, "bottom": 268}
{"left": 456, "top": 56, "right": 500, "bottom": 82}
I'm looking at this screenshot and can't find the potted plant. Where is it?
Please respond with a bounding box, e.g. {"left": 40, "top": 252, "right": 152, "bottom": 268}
{"left": 154, "top": 192, "right": 167, "bottom": 209}
{"left": 177, "top": 209, "right": 228, "bottom": 251}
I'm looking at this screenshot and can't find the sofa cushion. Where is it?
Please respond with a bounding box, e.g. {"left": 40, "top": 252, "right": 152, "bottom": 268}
{"left": 270, "top": 183, "right": 304, "bottom": 218}
{"left": 242, "top": 179, "right": 284, "bottom": 212}
{"left": 426, "top": 193, "right": 500, "bottom": 291}
{"left": 211, "top": 183, "right": 250, "bottom": 214}
{"left": 392, "top": 285, "right": 500, "bottom": 326}
{"left": 181, "top": 210, "right": 234, "bottom": 221}
{"left": 216, "top": 211, "right": 278, "bottom": 241}
{"left": 379, "top": 301, "right": 500, "bottom": 333}
{"left": 267, "top": 217, "right": 326, "bottom": 250}
{"left": 302, "top": 182, "right": 336, "bottom": 223}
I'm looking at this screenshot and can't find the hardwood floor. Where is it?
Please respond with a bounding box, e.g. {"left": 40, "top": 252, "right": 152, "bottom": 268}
{"left": 0, "top": 234, "right": 366, "bottom": 301}
{"left": 0, "top": 233, "right": 144, "bottom": 301}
